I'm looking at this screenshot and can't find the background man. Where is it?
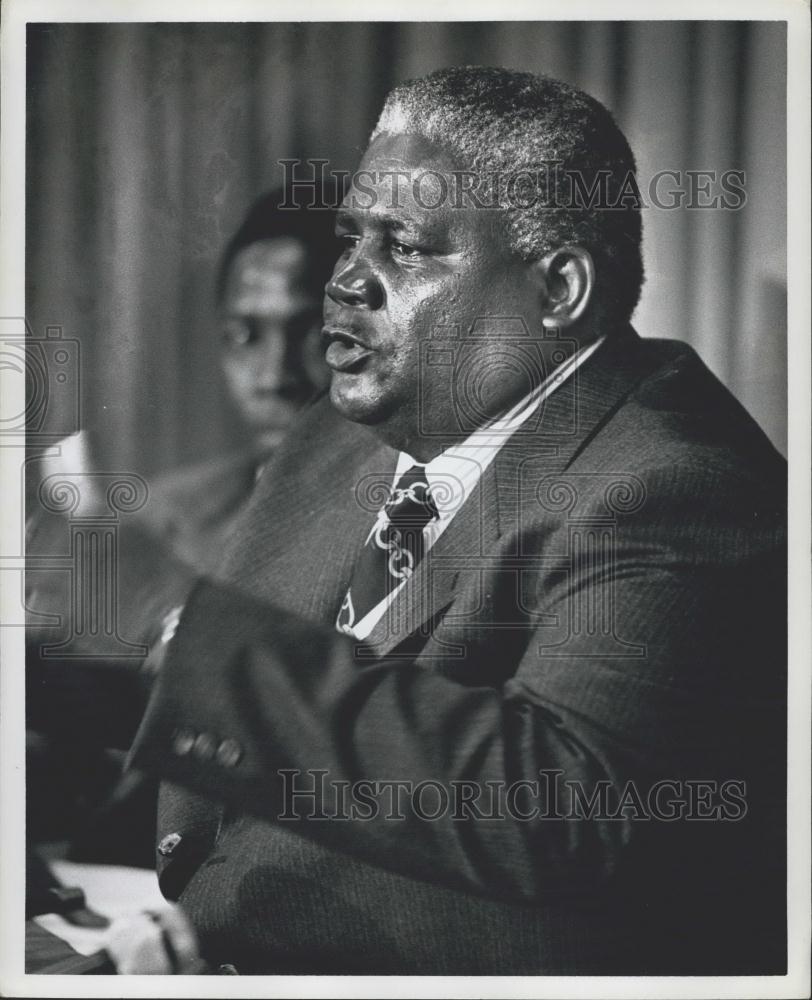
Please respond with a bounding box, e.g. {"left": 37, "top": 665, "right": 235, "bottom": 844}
{"left": 25, "top": 187, "right": 335, "bottom": 894}
{"left": 121, "top": 67, "right": 784, "bottom": 974}
{"left": 139, "top": 186, "right": 334, "bottom": 574}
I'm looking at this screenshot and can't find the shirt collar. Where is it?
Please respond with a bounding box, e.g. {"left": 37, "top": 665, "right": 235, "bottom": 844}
{"left": 395, "top": 335, "right": 606, "bottom": 521}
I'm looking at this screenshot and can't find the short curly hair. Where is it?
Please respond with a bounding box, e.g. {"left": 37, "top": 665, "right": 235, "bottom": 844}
{"left": 371, "top": 66, "right": 644, "bottom": 326}
{"left": 216, "top": 179, "right": 340, "bottom": 303}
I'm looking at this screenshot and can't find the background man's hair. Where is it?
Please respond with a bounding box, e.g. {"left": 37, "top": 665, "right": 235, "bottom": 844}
{"left": 371, "top": 66, "right": 644, "bottom": 327}
{"left": 216, "top": 180, "right": 341, "bottom": 302}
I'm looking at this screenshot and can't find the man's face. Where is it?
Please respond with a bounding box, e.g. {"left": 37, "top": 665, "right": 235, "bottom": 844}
{"left": 323, "top": 132, "right": 547, "bottom": 456}
{"left": 220, "top": 237, "right": 328, "bottom": 450}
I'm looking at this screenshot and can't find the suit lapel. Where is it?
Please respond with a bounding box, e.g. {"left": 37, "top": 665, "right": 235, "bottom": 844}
{"left": 228, "top": 400, "right": 397, "bottom": 623}
{"left": 491, "top": 324, "right": 660, "bottom": 537}
{"left": 363, "top": 326, "right": 660, "bottom": 658}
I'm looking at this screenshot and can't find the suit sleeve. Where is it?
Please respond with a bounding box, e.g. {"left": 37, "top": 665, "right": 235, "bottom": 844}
{"left": 127, "top": 462, "right": 786, "bottom": 904}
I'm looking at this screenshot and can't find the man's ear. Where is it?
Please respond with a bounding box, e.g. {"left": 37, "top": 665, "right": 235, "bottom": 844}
{"left": 531, "top": 245, "right": 595, "bottom": 328}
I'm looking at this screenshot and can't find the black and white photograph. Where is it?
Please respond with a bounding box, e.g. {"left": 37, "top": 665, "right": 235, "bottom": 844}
{"left": 0, "top": 1, "right": 809, "bottom": 996}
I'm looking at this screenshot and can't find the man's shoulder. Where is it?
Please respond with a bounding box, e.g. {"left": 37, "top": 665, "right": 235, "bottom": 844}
{"left": 560, "top": 334, "right": 787, "bottom": 551}
{"left": 600, "top": 334, "right": 784, "bottom": 484}
{"left": 152, "top": 450, "right": 258, "bottom": 508}
{"left": 151, "top": 449, "right": 259, "bottom": 499}
{"left": 142, "top": 448, "right": 261, "bottom": 538}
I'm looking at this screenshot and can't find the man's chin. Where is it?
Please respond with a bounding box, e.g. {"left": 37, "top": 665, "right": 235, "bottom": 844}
{"left": 329, "top": 378, "right": 391, "bottom": 427}
{"left": 254, "top": 428, "right": 288, "bottom": 452}
{"left": 246, "top": 413, "right": 298, "bottom": 451}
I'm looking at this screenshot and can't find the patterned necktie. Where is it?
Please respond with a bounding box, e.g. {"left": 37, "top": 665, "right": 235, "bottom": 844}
{"left": 336, "top": 464, "right": 439, "bottom": 635}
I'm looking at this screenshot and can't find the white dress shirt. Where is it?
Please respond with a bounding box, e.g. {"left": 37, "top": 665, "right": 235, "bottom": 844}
{"left": 343, "top": 335, "right": 606, "bottom": 639}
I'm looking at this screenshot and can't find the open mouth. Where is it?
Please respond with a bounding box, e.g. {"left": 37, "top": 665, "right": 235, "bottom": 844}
{"left": 322, "top": 328, "right": 374, "bottom": 373}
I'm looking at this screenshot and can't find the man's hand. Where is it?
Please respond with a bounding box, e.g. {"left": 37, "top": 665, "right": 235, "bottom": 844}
{"left": 102, "top": 904, "right": 206, "bottom": 974}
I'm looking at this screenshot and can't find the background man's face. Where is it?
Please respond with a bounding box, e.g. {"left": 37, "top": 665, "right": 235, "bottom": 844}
{"left": 220, "top": 237, "right": 328, "bottom": 450}
{"left": 323, "top": 132, "right": 547, "bottom": 453}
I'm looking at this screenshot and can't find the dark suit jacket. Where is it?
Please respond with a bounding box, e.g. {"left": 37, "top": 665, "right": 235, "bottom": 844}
{"left": 130, "top": 327, "right": 787, "bottom": 975}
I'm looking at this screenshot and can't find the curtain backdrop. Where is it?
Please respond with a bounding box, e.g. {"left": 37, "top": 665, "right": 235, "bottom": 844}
{"left": 26, "top": 21, "right": 787, "bottom": 475}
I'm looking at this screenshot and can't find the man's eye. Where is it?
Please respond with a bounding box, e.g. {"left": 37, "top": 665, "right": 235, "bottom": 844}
{"left": 391, "top": 240, "right": 422, "bottom": 259}
{"left": 222, "top": 321, "right": 258, "bottom": 348}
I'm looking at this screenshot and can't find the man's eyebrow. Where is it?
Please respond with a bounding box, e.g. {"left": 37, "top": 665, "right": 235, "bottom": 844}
{"left": 336, "top": 208, "right": 433, "bottom": 235}
{"left": 376, "top": 214, "right": 418, "bottom": 233}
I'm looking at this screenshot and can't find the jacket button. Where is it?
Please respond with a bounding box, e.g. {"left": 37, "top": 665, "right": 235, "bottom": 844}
{"left": 215, "top": 738, "right": 243, "bottom": 768}
{"left": 192, "top": 732, "right": 217, "bottom": 761}
{"left": 172, "top": 729, "right": 196, "bottom": 756}
{"left": 157, "top": 832, "right": 182, "bottom": 857}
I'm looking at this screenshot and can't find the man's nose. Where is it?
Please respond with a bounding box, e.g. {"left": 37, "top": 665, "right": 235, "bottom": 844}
{"left": 325, "top": 258, "right": 384, "bottom": 310}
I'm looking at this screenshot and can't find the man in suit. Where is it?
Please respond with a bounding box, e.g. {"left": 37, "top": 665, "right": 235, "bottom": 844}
{"left": 126, "top": 67, "right": 786, "bottom": 975}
